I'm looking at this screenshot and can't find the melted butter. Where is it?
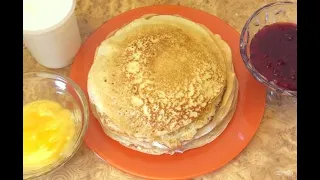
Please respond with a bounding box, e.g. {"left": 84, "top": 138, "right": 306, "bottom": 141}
{"left": 23, "top": 100, "right": 75, "bottom": 168}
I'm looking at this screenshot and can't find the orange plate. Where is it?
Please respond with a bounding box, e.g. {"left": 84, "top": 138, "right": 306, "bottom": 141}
{"left": 70, "top": 5, "right": 266, "bottom": 180}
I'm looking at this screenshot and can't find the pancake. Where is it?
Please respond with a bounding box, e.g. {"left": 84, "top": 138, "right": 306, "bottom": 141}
{"left": 182, "top": 79, "right": 239, "bottom": 151}
{"left": 98, "top": 76, "right": 238, "bottom": 155}
{"left": 87, "top": 14, "right": 238, "bottom": 154}
{"left": 88, "top": 15, "right": 227, "bottom": 135}
{"left": 190, "top": 32, "right": 237, "bottom": 140}
{"left": 154, "top": 27, "right": 237, "bottom": 149}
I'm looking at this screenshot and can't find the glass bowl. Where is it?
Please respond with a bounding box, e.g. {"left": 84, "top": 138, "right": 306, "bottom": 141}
{"left": 23, "top": 71, "right": 89, "bottom": 179}
{"left": 240, "top": 1, "right": 297, "bottom": 102}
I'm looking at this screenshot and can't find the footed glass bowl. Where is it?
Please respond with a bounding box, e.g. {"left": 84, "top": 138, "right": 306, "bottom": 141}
{"left": 240, "top": 1, "right": 297, "bottom": 103}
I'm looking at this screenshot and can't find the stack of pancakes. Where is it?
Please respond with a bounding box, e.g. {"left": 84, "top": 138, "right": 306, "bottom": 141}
{"left": 87, "top": 15, "right": 239, "bottom": 155}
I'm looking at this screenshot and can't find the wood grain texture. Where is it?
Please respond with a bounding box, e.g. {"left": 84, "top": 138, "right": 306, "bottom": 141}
{"left": 23, "top": 0, "right": 297, "bottom": 179}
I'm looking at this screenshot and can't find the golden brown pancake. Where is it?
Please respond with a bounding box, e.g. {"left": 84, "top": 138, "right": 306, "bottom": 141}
{"left": 95, "top": 73, "right": 237, "bottom": 155}
{"left": 153, "top": 25, "right": 237, "bottom": 149}
{"left": 87, "top": 14, "right": 238, "bottom": 154}
{"left": 97, "top": 78, "right": 238, "bottom": 155}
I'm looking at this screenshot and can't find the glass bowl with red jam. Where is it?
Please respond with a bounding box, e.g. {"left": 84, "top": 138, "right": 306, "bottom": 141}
{"left": 240, "top": 1, "right": 297, "bottom": 101}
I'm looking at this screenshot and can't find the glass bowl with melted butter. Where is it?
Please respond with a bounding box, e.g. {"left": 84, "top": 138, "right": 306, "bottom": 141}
{"left": 23, "top": 72, "right": 89, "bottom": 179}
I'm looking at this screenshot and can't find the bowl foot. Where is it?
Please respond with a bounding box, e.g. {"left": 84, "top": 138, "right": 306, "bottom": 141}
{"left": 266, "top": 89, "right": 296, "bottom": 107}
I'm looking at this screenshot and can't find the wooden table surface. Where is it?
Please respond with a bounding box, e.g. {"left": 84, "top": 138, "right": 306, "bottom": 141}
{"left": 23, "top": 0, "right": 297, "bottom": 179}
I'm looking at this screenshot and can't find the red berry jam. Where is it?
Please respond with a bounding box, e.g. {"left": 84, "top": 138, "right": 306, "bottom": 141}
{"left": 250, "top": 22, "right": 297, "bottom": 91}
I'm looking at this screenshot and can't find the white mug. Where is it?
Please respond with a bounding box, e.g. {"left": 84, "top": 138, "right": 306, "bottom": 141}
{"left": 23, "top": 0, "right": 81, "bottom": 69}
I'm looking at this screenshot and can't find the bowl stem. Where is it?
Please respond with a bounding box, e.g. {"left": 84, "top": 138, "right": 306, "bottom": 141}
{"left": 266, "top": 89, "right": 296, "bottom": 106}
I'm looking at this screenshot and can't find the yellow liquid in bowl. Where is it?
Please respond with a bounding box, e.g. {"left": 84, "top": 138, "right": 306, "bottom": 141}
{"left": 23, "top": 100, "right": 75, "bottom": 169}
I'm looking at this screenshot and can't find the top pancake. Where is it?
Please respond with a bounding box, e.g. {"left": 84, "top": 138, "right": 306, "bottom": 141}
{"left": 87, "top": 15, "right": 227, "bottom": 139}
